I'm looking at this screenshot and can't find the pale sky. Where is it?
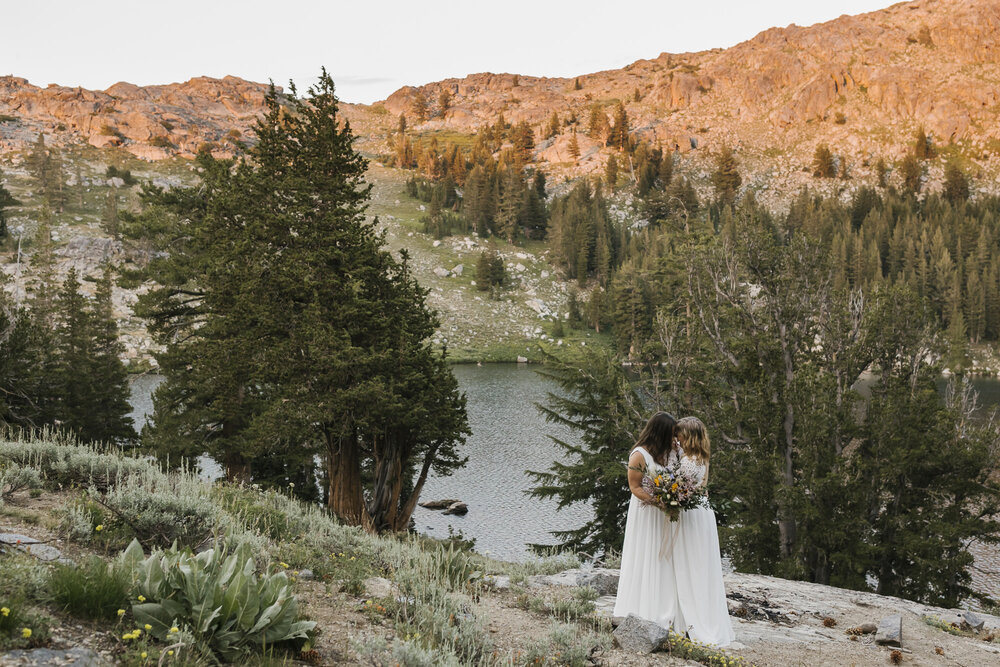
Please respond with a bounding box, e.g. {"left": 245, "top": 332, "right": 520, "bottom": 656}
{"left": 3, "top": 1, "right": 898, "bottom": 104}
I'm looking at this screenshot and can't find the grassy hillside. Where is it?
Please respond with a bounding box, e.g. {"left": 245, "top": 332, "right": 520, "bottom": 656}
{"left": 0, "top": 432, "right": 622, "bottom": 666}
{"left": 0, "top": 146, "right": 609, "bottom": 366}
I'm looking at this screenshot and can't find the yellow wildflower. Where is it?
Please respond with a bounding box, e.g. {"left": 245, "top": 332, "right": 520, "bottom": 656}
{"left": 1, "top": 607, "right": 9, "bottom": 617}
{"left": 95, "top": 524, "right": 104, "bottom": 532}
{"left": 144, "top": 624, "right": 152, "bottom": 631}
{"left": 141, "top": 652, "right": 147, "bottom": 659}
{"left": 117, "top": 609, "right": 125, "bottom": 616}
{"left": 21, "top": 628, "right": 31, "bottom": 639}
{"left": 137, "top": 595, "right": 146, "bottom": 602}
{"left": 169, "top": 626, "right": 179, "bottom": 633}
{"left": 279, "top": 562, "right": 289, "bottom": 568}
{"left": 168, "top": 650, "right": 174, "bottom": 656}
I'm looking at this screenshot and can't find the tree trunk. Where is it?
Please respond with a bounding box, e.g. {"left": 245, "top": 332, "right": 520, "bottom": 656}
{"left": 777, "top": 320, "right": 798, "bottom": 560}
{"left": 326, "top": 430, "right": 372, "bottom": 530}
{"left": 394, "top": 443, "right": 440, "bottom": 531}
{"left": 223, "top": 450, "right": 251, "bottom": 484}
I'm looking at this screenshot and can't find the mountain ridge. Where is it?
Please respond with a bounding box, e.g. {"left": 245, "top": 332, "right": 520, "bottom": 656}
{"left": 2, "top": 0, "right": 999, "bottom": 200}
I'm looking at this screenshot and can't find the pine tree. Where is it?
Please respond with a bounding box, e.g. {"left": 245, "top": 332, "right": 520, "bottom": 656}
{"left": 545, "top": 111, "right": 560, "bottom": 139}
{"left": 132, "top": 71, "right": 469, "bottom": 528}
{"left": 397, "top": 113, "right": 407, "bottom": 135}
{"left": 812, "top": 144, "right": 836, "bottom": 178}
{"left": 573, "top": 77, "right": 582, "bottom": 90}
{"left": 914, "top": 126, "right": 934, "bottom": 159}
{"left": 874, "top": 158, "right": 888, "bottom": 187}
{"left": 567, "top": 130, "right": 580, "bottom": 162}
{"left": 0, "top": 167, "right": 19, "bottom": 238}
{"left": 604, "top": 155, "right": 618, "bottom": 191}
{"left": 587, "top": 104, "right": 609, "bottom": 143}
{"left": 658, "top": 150, "right": 674, "bottom": 188}
{"left": 527, "top": 350, "right": 649, "bottom": 554}
{"left": 711, "top": 145, "right": 741, "bottom": 203}
{"left": 609, "top": 101, "right": 629, "bottom": 151}
{"left": 497, "top": 168, "right": 523, "bottom": 243}
{"left": 438, "top": 88, "right": 452, "bottom": 115}
{"left": 0, "top": 274, "right": 45, "bottom": 428}
{"left": 900, "top": 153, "right": 922, "bottom": 193}
{"left": 943, "top": 160, "right": 970, "bottom": 204}
{"left": 83, "top": 264, "right": 134, "bottom": 442}
{"left": 410, "top": 89, "right": 428, "bottom": 123}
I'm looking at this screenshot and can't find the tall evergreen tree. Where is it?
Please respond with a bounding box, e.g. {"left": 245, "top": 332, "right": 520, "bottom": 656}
{"left": 131, "top": 70, "right": 469, "bottom": 530}
{"left": 900, "top": 153, "right": 922, "bottom": 193}
{"left": 812, "top": 144, "right": 836, "bottom": 178}
{"left": 0, "top": 167, "right": 19, "bottom": 239}
{"left": 410, "top": 90, "right": 428, "bottom": 123}
{"left": 567, "top": 130, "right": 580, "bottom": 162}
{"left": 604, "top": 155, "right": 618, "bottom": 191}
{"left": 711, "top": 145, "right": 741, "bottom": 203}
{"left": 609, "top": 101, "right": 629, "bottom": 151}
{"left": 943, "top": 160, "right": 970, "bottom": 204}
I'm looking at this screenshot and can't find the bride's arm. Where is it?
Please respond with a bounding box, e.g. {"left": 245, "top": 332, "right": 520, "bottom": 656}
{"left": 627, "top": 450, "right": 657, "bottom": 503}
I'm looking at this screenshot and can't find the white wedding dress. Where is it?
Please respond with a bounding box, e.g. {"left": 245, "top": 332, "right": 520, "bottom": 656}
{"left": 613, "top": 445, "right": 680, "bottom": 626}
{"left": 613, "top": 446, "right": 735, "bottom": 647}
{"left": 670, "top": 449, "right": 735, "bottom": 647}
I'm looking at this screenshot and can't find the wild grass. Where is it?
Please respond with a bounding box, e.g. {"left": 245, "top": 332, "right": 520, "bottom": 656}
{"left": 0, "top": 430, "right": 603, "bottom": 664}
{"left": 48, "top": 556, "right": 130, "bottom": 620}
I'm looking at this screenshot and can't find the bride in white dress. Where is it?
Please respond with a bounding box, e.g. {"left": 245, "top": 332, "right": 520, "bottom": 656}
{"left": 671, "top": 416, "right": 735, "bottom": 647}
{"left": 613, "top": 413, "right": 734, "bottom": 647}
{"left": 613, "top": 411, "right": 680, "bottom": 626}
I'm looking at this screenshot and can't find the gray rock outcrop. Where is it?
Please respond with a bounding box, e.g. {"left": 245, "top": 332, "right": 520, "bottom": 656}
{"left": 612, "top": 614, "right": 671, "bottom": 653}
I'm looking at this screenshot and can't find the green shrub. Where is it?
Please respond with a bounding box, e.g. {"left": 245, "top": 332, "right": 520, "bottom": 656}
{"left": 149, "top": 136, "right": 175, "bottom": 149}
{"left": 48, "top": 556, "right": 130, "bottom": 620}
{"left": 0, "top": 597, "right": 51, "bottom": 650}
{"left": 327, "top": 549, "right": 376, "bottom": 596}
{"left": 212, "top": 484, "right": 310, "bottom": 541}
{"left": 522, "top": 622, "right": 609, "bottom": 667}
{"left": 0, "top": 465, "right": 41, "bottom": 502}
{"left": 117, "top": 539, "right": 315, "bottom": 662}
{"left": 0, "top": 553, "right": 49, "bottom": 601}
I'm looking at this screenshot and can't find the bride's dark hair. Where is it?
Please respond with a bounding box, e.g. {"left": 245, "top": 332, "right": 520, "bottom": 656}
{"left": 632, "top": 411, "right": 677, "bottom": 464}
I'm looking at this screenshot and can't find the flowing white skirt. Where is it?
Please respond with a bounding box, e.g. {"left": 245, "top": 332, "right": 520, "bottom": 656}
{"left": 672, "top": 505, "right": 735, "bottom": 647}
{"left": 613, "top": 494, "right": 681, "bottom": 627}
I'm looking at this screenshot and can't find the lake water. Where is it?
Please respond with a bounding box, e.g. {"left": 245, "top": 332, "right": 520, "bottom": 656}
{"left": 127, "top": 364, "right": 594, "bottom": 561}
{"left": 128, "top": 370, "right": 1000, "bottom": 567}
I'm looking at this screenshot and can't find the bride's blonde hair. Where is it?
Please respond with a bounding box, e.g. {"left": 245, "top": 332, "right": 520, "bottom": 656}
{"left": 676, "top": 417, "right": 710, "bottom": 464}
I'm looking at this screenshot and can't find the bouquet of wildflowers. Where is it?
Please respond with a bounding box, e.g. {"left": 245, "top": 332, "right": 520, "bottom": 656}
{"left": 630, "top": 459, "right": 707, "bottom": 521}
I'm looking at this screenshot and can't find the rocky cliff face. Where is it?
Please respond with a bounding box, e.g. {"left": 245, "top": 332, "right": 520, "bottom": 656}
{"left": 0, "top": 75, "right": 279, "bottom": 159}
{"left": 379, "top": 0, "right": 1000, "bottom": 184}
{"left": 2, "top": 0, "right": 998, "bottom": 185}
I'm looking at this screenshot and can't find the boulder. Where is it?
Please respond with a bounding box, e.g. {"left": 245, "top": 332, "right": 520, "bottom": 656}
{"left": 516, "top": 356, "right": 528, "bottom": 363}
{"left": 442, "top": 502, "right": 468, "bottom": 515}
{"left": 959, "top": 610, "right": 985, "bottom": 631}
{"left": 451, "top": 264, "right": 464, "bottom": 276}
{"left": 612, "top": 614, "right": 671, "bottom": 653}
{"left": 433, "top": 267, "right": 450, "bottom": 278}
{"left": 576, "top": 568, "right": 621, "bottom": 596}
{"left": 363, "top": 576, "right": 394, "bottom": 598}
{"left": 875, "top": 614, "right": 902, "bottom": 646}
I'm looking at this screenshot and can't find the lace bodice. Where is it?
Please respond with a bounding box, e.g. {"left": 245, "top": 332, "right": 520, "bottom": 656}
{"left": 667, "top": 447, "right": 707, "bottom": 486}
